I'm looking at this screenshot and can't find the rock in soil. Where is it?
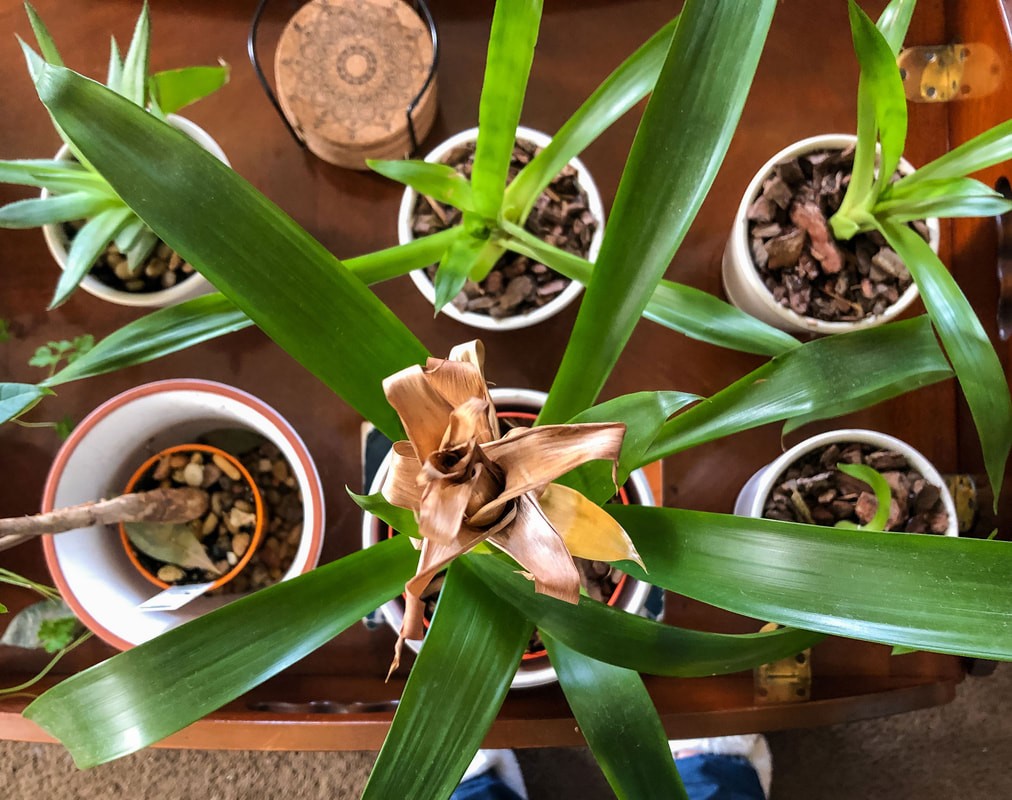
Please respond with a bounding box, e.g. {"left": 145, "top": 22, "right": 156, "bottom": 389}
{"left": 128, "top": 449, "right": 259, "bottom": 586}
{"left": 411, "top": 138, "right": 599, "bottom": 319}
{"left": 62, "top": 220, "right": 196, "bottom": 294}
{"left": 208, "top": 438, "right": 304, "bottom": 596}
{"left": 761, "top": 442, "right": 949, "bottom": 533}
{"left": 746, "top": 147, "right": 930, "bottom": 322}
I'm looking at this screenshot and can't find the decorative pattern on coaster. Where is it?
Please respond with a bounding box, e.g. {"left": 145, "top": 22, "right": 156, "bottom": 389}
{"left": 275, "top": 0, "right": 437, "bottom": 167}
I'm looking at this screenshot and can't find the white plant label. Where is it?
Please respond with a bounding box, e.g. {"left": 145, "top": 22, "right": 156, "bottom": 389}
{"left": 137, "top": 582, "right": 215, "bottom": 612}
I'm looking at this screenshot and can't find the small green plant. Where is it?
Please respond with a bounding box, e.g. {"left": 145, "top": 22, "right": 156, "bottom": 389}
{"left": 827, "top": 0, "right": 1012, "bottom": 502}
{"left": 0, "top": 3, "right": 228, "bottom": 309}
{"left": 0, "top": 317, "right": 10, "bottom": 343}
{"left": 28, "top": 334, "right": 94, "bottom": 376}
{"left": 833, "top": 462, "right": 893, "bottom": 531}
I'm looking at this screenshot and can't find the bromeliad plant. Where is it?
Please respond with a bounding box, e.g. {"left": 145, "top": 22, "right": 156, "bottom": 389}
{"left": 0, "top": 3, "right": 229, "bottom": 308}
{"left": 827, "top": 0, "right": 1012, "bottom": 502}
{"left": 4, "top": 1, "right": 1012, "bottom": 798}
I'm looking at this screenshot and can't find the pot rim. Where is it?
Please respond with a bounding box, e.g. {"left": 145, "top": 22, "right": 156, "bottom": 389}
{"left": 722, "top": 133, "right": 939, "bottom": 334}
{"left": 119, "top": 443, "right": 266, "bottom": 591}
{"left": 42, "top": 378, "right": 326, "bottom": 650}
{"left": 736, "top": 428, "right": 958, "bottom": 537}
{"left": 41, "top": 114, "right": 229, "bottom": 308}
{"left": 397, "top": 125, "right": 605, "bottom": 331}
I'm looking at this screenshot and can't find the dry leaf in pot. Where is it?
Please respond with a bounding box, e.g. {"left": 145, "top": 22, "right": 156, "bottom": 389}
{"left": 120, "top": 443, "right": 265, "bottom": 590}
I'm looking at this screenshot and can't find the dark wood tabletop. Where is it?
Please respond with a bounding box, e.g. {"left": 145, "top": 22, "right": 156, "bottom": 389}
{"left": 0, "top": 0, "right": 1008, "bottom": 750}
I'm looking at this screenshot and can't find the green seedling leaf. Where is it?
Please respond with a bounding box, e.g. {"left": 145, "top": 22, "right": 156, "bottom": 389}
{"left": 148, "top": 64, "right": 230, "bottom": 115}
{"left": 0, "top": 599, "right": 79, "bottom": 652}
{"left": 37, "top": 616, "right": 82, "bottom": 653}
{"left": 0, "top": 603, "right": 6, "bottom": 614}
{"left": 45, "top": 295, "right": 251, "bottom": 387}
{"left": 834, "top": 462, "right": 892, "bottom": 531}
{"left": 891, "top": 118, "right": 1012, "bottom": 192}
{"left": 123, "top": 522, "right": 221, "bottom": 574}
{"left": 106, "top": 35, "right": 122, "bottom": 92}
{"left": 0, "top": 192, "right": 115, "bottom": 229}
{"left": 0, "top": 159, "right": 112, "bottom": 193}
{"left": 891, "top": 644, "right": 918, "bottom": 656}
{"left": 24, "top": 3, "right": 64, "bottom": 66}
{"left": 0, "top": 383, "right": 50, "bottom": 424}
{"left": 367, "top": 159, "right": 475, "bottom": 213}
{"left": 875, "top": 0, "right": 917, "bottom": 56}
{"left": 54, "top": 414, "right": 75, "bottom": 440}
{"left": 119, "top": 3, "right": 150, "bottom": 106}
{"left": 0, "top": 318, "right": 9, "bottom": 343}
{"left": 470, "top": 0, "right": 543, "bottom": 219}
{"left": 832, "top": 0, "right": 908, "bottom": 240}
{"left": 504, "top": 16, "right": 679, "bottom": 220}
{"left": 432, "top": 230, "right": 488, "bottom": 314}
{"left": 51, "top": 205, "right": 133, "bottom": 309}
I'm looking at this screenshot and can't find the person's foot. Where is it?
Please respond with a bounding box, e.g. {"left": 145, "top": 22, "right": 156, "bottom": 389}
{"left": 455, "top": 748, "right": 528, "bottom": 800}
{"left": 669, "top": 733, "right": 772, "bottom": 798}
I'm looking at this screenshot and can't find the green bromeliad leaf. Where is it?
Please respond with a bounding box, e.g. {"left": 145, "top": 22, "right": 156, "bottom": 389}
{"left": 612, "top": 505, "right": 1012, "bottom": 660}
{"left": 645, "top": 316, "right": 951, "bottom": 461}
{"left": 541, "top": 0, "right": 777, "bottom": 423}
{"left": 362, "top": 561, "right": 531, "bottom": 800}
{"left": 24, "top": 536, "right": 418, "bottom": 768}
{"left": 34, "top": 63, "right": 429, "bottom": 440}
{"left": 544, "top": 633, "right": 690, "bottom": 800}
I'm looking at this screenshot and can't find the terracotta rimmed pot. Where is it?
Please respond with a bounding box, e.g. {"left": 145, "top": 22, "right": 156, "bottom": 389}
{"left": 360, "top": 388, "right": 654, "bottom": 689}
{"left": 119, "top": 444, "right": 266, "bottom": 591}
{"left": 734, "top": 429, "right": 957, "bottom": 537}
{"left": 42, "top": 379, "right": 325, "bottom": 650}
{"left": 41, "top": 114, "right": 229, "bottom": 308}
{"left": 397, "top": 126, "right": 605, "bottom": 331}
{"left": 722, "top": 134, "right": 940, "bottom": 335}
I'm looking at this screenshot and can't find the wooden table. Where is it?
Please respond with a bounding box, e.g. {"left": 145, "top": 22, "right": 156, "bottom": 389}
{"left": 0, "top": 0, "right": 1008, "bottom": 751}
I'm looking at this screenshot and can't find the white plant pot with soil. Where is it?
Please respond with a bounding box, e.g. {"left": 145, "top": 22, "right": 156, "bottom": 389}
{"left": 734, "top": 428, "right": 957, "bottom": 537}
{"left": 360, "top": 388, "right": 654, "bottom": 689}
{"left": 397, "top": 126, "right": 605, "bottom": 331}
{"left": 42, "top": 379, "right": 325, "bottom": 650}
{"left": 41, "top": 114, "right": 229, "bottom": 308}
{"left": 722, "top": 134, "right": 940, "bottom": 335}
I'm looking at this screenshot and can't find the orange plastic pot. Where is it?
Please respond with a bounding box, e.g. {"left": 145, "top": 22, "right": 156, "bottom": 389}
{"left": 119, "top": 443, "right": 265, "bottom": 591}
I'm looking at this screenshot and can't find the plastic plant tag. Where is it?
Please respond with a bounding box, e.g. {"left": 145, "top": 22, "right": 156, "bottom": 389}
{"left": 137, "top": 582, "right": 216, "bottom": 612}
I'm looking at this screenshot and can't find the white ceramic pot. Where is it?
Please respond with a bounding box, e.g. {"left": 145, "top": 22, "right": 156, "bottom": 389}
{"left": 722, "top": 134, "right": 940, "bottom": 335}
{"left": 42, "top": 379, "right": 325, "bottom": 650}
{"left": 41, "top": 114, "right": 230, "bottom": 308}
{"left": 734, "top": 428, "right": 957, "bottom": 537}
{"left": 397, "top": 126, "right": 605, "bottom": 331}
{"left": 360, "top": 388, "right": 654, "bottom": 689}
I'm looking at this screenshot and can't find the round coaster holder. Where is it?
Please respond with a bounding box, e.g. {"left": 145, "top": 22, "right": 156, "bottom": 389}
{"left": 249, "top": 0, "right": 439, "bottom": 168}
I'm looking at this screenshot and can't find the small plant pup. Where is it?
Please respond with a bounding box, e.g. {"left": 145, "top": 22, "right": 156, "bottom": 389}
{"left": 828, "top": 0, "right": 1012, "bottom": 504}
{"left": 0, "top": 3, "right": 229, "bottom": 307}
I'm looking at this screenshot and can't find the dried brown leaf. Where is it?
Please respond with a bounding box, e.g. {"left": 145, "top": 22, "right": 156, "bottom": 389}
{"left": 382, "top": 441, "right": 423, "bottom": 512}
{"left": 488, "top": 493, "right": 580, "bottom": 604}
{"left": 383, "top": 365, "right": 454, "bottom": 461}
{"left": 471, "top": 423, "right": 624, "bottom": 527}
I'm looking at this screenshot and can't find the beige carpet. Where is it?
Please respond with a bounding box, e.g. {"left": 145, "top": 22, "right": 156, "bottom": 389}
{"left": 2, "top": 663, "right": 1008, "bottom": 799}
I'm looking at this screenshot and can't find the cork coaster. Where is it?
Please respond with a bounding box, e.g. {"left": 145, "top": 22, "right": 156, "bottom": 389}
{"left": 275, "top": 0, "right": 437, "bottom": 169}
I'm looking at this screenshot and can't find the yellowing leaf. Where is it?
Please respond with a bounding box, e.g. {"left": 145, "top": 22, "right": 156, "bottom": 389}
{"left": 124, "top": 522, "right": 221, "bottom": 575}
{"left": 539, "top": 483, "right": 645, "bottom": 569}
